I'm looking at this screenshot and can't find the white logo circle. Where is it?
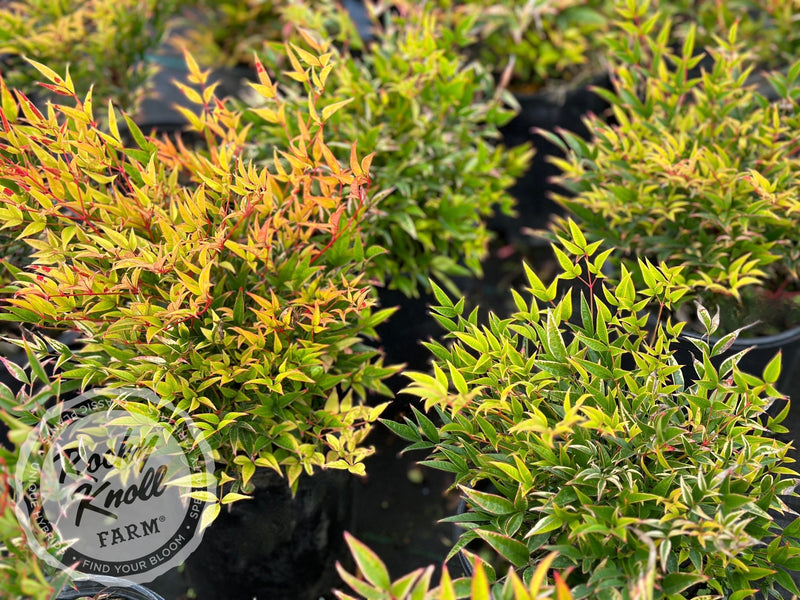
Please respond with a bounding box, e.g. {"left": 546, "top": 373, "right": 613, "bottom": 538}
{"left": 14, "top": 388, "right": 216, "bottom": 584}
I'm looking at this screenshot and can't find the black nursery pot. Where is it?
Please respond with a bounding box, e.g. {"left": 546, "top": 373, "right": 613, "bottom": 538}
{"left": 184, "top": 467, "right": 355, "bottom": 600}
{"left": 56, "top": 578, "right": 165, "bottom": 600}
{"left": 488, "top": 74, "right": 613, "bottom": 246}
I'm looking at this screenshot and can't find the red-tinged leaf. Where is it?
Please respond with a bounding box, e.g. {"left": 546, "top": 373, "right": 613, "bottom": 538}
{"left": 0, "top": 356, "right": 29, "bottom": 385}
{"left": 36, "top": 82, "right": 71, "bottom": 96}
{"left": 335, "top": 562, "right": 385, "bottom": 600}
{"left": 24, "top": 58, "right": 64, "bottom": 86}
{"left": 350, "top": 142, "right": 363, "bottom": 177}
{"left": 343, "top": 532, "right": 391, "bottom": 590}
{"left": 554, "top": 571, "right": 572, "bottom": 600}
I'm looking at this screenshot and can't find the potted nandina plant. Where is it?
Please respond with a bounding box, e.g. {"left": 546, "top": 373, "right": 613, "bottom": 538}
{"left": 0, "top": 35, "right": 396, "bottom": 598}
{"left": 170, "top": 0, "right": 366, "bottom": 70}
{"left": 429, "top": 0, "right": 609, "bottom": 94}
{"left": 541, "top": 4, "right": 800, "bottom": 413}
{"left": 245, "top": 1, "right": 532, "bottom": 298}
{"left": 0, "top": 0, "right": 181, "bottom": 114}
{"left": 393, "top": 223, "right": 800, "bottom": 599}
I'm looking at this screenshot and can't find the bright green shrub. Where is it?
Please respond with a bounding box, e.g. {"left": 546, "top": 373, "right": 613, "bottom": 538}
{"left": 439, "top": 0, "right": 609, "bottom": 91}
{"left": 543, "top": 3, "right": 800, "bottom": 332}
{"left": 392, "top": 224, "right": 800, "bottom": 599}
{"left": 651, "top": 0, "right": 800, "bottom": 68}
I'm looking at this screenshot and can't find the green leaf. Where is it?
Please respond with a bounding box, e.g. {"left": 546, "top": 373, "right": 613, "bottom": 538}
{"left": 474, "top": 529, "right": 530, "bottom": 568}
{"left": 661, "top": 573, "right": 707, "bottom": 595}
{"left": 763, "top": 351, "right": 781, "bottom": 384}
{"left": 461, "top": 487, "right": 516, "bottom": 515}
{"left": 412, "top": 406, "right": 440, "bottom": 443}
{"left": 123, "top": 113, "right": 151, "bottom": 152}
{"left": 24, "top": 342, "right": 49, "bottom": 386}
{"left": 0, "top": 382, "right": 14, "bottom": 411}
{"left": 774, "top": 568, "right": 800, "bottom": 597}
{"left": 546, "top": 313, "right": 568, "bottom": 362}
{"left": 380, "top": 419, "right": 420, "bottom": 442}
{"left": 525, "top": 514, "right": 562, "bottom": 537}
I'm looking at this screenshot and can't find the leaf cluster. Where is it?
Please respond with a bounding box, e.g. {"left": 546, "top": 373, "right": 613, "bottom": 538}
{"left": 439, "top": 0, "right": 609, "bottom": 92}
{"left": 391, "top": 223, "right": 800, "bottom": 599}
{"left": 0, "top": 0, "right": 181, "bottom": 113}
{"left": 545, "top": 2, "right": 800, "bottom": 320}
{"left": 170, "top": 0, "right": 364, "bottom": 69}
{"left": 649, "top": 0, "right": 800, "bottom": 70}
{"left": 244, "top": 2, "right": 532, "bottom": 296}
{"left": 0, "top": 350, "right": 83, "bottom": 600}
{"left": 0, "top": 44, "right": 397, "bottom": 496}
{"left": 335, "top": 532, "right": 577, "bottom": 600}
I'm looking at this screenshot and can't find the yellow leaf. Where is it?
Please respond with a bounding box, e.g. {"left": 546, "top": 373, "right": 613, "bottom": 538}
{"left": 107, "top": 99, "right": 120, "bottom": 141}
{"left": 285, "top": 43, "right": 304, "bottom": 74}
{"left": 290, "top": 43, "right": 321, "bottom": 67}
{"left": 199, "top": 502, "right": 220, "bottom": 532}
{"left": 308, "top": 94, "right": 320, "bottom": 123}
{"left": 529, "top": 552, "right": 558, "bottom": 595}
{"left": 321, "top": 98, "right": 354, "bottom": 122}
{"left": 183, "top": 49, "right": 209, "bottom": 85}
{"left": 284, "top": 70, "right": 309, "bottom": 83}
{"left": 360, "top": 152, "right": 374, "bottom": 176}
{"left": 253, "top": 55, "right": 273, "bottom": 88}
{"left": 296, "top": 27, "right": 327, "bottom": 53}
{"left": 24, "top": 58, "right": 64, "bottom": 86}
{"left": 173, "top": 81, "right": 204, "bottom": 106}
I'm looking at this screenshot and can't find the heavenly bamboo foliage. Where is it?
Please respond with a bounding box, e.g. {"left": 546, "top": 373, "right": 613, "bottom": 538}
{"left": 170, "top": 0, "right": 364, "bottom": 69}
{"left": 544, "top": 1, "right": 800, "bottom": 325}
{"left": 0, "top": 42, "right": 398, "bottom": 501}
{"left": 0, "top": 0, "right": 181, "bottom": 113}
{"left": 245, "top": 2, "right": 532, "bottom": 297}
{"left": 335, "top": 533, "right": 577, "bottom": 600}
{"left": 393, "top": 222, "right": 800, "bottom": 599}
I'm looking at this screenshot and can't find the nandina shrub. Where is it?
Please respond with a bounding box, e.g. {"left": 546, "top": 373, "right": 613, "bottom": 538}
{"left": 0, "top": 41, "right": 396, "bottom": 503}
{"left": 391, "top": 223, "right": 800, "bottom": 599}
{"left": 335, "top": 533, "right": 580, "bottom": 600}
{"left": 0, "top": 364, "right": 84, "bottom": 600}
{"left": 0, "top": 0, "right": 180, "bottom": 113}
{"left": 651, "top": 0, "right": 800, "bottom": 69}
{"left": 171, "top": 0, "right": 364, "bottom": 69}
{"left": 245, "top": 2, "right": 532, "bottom": 296}
{"left": 543, "top": 3, "right": 800, "bottom": 334}
{"left": 435, "top": 0, "right": 609, "bottom": 92}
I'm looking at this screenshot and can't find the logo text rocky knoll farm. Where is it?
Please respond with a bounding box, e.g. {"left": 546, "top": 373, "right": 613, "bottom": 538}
{"left": 15, "top": 389, "right": 216, "bottom": 583}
